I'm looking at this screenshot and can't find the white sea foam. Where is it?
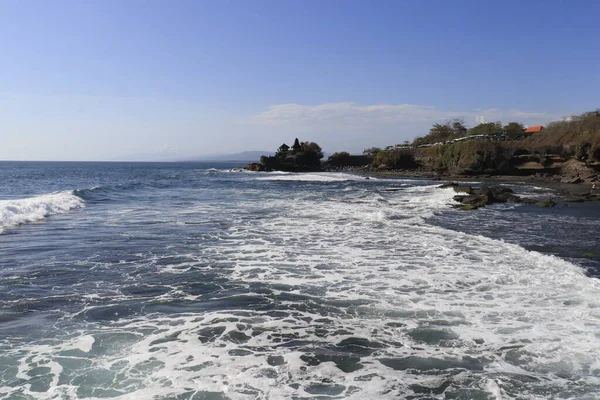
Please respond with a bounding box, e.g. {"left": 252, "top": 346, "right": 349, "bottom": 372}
{"left": 256, "top": 171, "right": 392, "bottom": 182}
{"left": 0, "top": 191, "right": 84, "bottom": 233}
{"left": 4, "top": 178, "right": 600, "bottom": 399}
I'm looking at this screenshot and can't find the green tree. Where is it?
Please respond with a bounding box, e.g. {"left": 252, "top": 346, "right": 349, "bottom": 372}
{"left": 428, "top": 123, "right": 454, "bottom": 142}
{"left": 503, "top": 122, "right": 525, "bottom": 138}
{"left": 412, "top": 136, "right": 427, "bottom": 147}
{"left": 362, "top": 147, "right": 382, "bottom": 157}
{"left": 299, "top": 141, "right": 324, "bottom": 164}
{"left": 327, "top": 151, "right": 351, "bottom": 165}
{"left": 414, "top": 118, "right": 468, "bottom": 145}
{"left": 329, "top": 151, "right": 351, "bottom": 158}
{"left": 468, "top": 122, "right": 502, "bottom": 136}
{"left": 300, "top": 141, "right": 324, "bottom": 158}
{"left": 451, "top": 118, "right": 468, "bottom": 136}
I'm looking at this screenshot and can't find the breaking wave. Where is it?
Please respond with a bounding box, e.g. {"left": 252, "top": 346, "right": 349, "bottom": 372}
{"left": 255, "top": 172, "right": 386, "bottom": 182}
{"left": 0, "top": 191, "right": 84, "bottom": 233}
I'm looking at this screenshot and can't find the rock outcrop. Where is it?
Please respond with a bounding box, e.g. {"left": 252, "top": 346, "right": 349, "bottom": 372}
{"left": 244, "top": 138, "right": 324, "bottom": 172}
{"left": 244, "top": 163, "right": 270, "bottom": 172}
{"left": 439, "top": 183, "right": 553, "bottom": 210}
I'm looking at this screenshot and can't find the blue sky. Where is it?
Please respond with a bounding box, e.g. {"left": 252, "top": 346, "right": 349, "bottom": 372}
{"left": 1, "top": 0, "right": 599, "bottom": 160}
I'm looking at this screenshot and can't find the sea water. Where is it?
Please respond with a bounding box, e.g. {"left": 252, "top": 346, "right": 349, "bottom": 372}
{"left": 1, "top": 161, "right": 599, "bottom": 399}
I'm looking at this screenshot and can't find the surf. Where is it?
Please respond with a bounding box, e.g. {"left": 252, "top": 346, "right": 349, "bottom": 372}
{"left": 0, "top": 191, "right": 84, "bottom": 233}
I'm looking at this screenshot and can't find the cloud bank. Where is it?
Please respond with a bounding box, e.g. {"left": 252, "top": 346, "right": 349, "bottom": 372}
{"left": 246, "top": 102, "right": 558, "bottom": 129}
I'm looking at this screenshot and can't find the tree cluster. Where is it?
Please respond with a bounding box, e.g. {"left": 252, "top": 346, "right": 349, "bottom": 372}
{"left": 412, "top": 119, "right": 527, "bottom": 146}
{"left": 413, "top": 118, "right": 468, "bottom": 146}
{"left": 259, "top": 138, "right": 324, "bottom": 171}
{"left": 527, "top": 109, "right": 600, "bottom": 160}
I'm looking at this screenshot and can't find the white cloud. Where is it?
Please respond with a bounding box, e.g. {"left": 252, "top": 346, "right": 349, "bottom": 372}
{"left": 246, "top": 102, "right": 557, "bottom": 129}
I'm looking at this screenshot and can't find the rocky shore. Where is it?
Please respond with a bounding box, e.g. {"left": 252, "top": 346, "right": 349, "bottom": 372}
{"left": 437, "top": 182, "right": 556, "bottom": 210}
{"left": 327, "top": 161, "right": 600, "bottom": 209}
{"left": 434, "top": 176, "right": 598, "bottom": 208}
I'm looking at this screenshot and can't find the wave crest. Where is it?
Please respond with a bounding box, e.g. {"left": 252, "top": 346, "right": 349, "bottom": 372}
{"left": 0, "top": 191, "right": 85, "bottom": 233}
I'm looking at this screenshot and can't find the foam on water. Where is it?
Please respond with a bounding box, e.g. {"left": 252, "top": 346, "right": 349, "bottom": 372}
{"left": 0, "top": 191, "right": 84, "bottom": 233}
{"left": 3, "top": 179, "right": 600, "bottom": 399}
{"left": 255, "top": 172, "right": 384, "bottom": 182}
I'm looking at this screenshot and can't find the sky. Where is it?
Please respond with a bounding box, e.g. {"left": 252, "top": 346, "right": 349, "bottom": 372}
{"left": 1, "top": 0, "right": 599, "bottom": 161}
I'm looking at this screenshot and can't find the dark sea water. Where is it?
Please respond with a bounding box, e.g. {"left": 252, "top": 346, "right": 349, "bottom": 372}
{"left": 1, "top": 161, "right": 599, "bottom": 400}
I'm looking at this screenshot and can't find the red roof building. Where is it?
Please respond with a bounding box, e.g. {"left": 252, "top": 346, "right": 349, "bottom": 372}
{"left": 524, "top": 125, "right": 544, "bottom": 134}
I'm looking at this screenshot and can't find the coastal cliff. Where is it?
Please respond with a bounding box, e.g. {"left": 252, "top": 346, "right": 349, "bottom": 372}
{"left": 325, "top": 109, "right": 600, "bottom": 185}
{"left": 245, "top": 110, "right": 600, "bottom": 189}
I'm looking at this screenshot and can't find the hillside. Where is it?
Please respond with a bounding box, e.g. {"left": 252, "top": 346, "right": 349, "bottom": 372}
{"left": 325, "top": 109, "right": 600, "bottom": 182}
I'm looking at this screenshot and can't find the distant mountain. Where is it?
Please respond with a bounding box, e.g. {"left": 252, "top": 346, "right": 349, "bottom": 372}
{"left": 190, "top": 151, "right": 270, "bottom": 162}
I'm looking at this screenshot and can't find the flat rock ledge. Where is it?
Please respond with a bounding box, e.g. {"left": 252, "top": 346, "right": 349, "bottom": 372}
{"left": 564, "top": 194, "right": 600, "bottom": 203}
{"left": 438, "top": 182, "right": 555, "bottom": 210}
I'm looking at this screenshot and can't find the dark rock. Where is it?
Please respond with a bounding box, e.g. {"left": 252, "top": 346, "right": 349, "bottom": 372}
{"left": 565, "top": 197, "right": 585, "bottom": 203}
{"left": 535, "top": 198, "right": 556, "bottom": 207}
{"left": 451, "top": 185, "right": 536, "bottom": 210}
{"left": 462, "top": 195, "right": 491, "bottom": 206}
{"left": 471, "top": 187, "right": 515, "bottom": 203}
{"left": 244, "top": 163, "right": 270, "bottom": 172}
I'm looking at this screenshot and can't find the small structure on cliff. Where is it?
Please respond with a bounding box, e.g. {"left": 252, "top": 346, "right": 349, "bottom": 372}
{"left": 245, "top": 138, "right": 324, "bottom": 172}
{"left": 277, "top": 143, "right": 290, "bottom": 154}
{"left": 524, "top": 125, "right": 544, "bottom": 134}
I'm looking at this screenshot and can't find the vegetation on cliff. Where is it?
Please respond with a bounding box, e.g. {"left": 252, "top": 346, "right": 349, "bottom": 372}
{"left": 414, "top": 141, "right": 512, "bottom": 175}
{"left": 246, "top": 138, "right": 324, "bottom": 172}
{"left": 368, "top": 109, "right": 600, "bottom": 176}
{"left": 248, "top": 110, "right": 600, "bottom": 179}
{"left": 412, "top": 118, "right": 468, "bottom": 146}
{"left": 412, "top": 119, "right": 528, "bottom": 147}
{"left": 372, "top": 149, "right": 418, "bottom": 169}
{"left": 523, "top": 110, "right": 600, "bottom": 160}
{"left": 324, "top": 152, "right": 371, "bottom": 169}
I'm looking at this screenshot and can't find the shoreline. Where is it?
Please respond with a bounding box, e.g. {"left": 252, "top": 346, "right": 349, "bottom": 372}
{"left": 350, "top": 169, "right": 598, "bottom": 200}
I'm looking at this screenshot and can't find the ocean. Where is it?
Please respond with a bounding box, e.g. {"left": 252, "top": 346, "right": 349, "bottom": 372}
{"left": 1, "top": 161, "right": 599, "bottom": 400}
